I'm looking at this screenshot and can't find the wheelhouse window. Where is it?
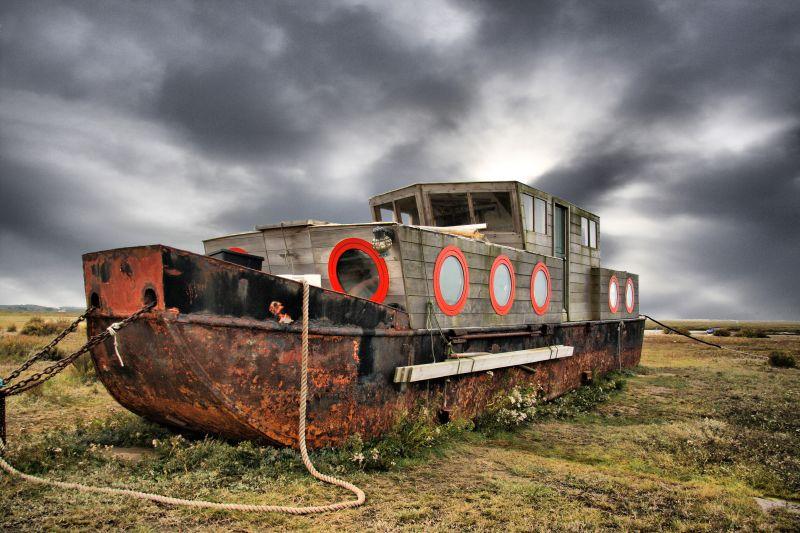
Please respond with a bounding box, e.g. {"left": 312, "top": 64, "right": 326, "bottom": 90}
{"left": 472, "top": 192, "right": 514, "bottom": 232}
{"left": 523, "top": 194, "right": 547, "bottom": 234}
{"left": 395, "top": 196, "right": 419, "bottom": 225}
{"left": 522, "top": 194, "right": 534, "bottom": 231}
{"left": 430, "top": 193, "right": 471, "bottom": 227}
{"left": 581, "top": 217, "right": 589, "bottom": 246}
{"left": 376, "top": 203, "right": 394, "bottom": 222}
{"left": 534, "top": 198, "right": 546, "bottom": 234}
{"left": 589, "top": 219, "right": 597, "bottom": 249}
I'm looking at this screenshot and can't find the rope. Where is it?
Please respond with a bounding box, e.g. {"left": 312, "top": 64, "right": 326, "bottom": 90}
{"left": 0, "top": 283, "right": 365, "bottom": 514}
{"left": 106, "top": 322, "right": 125, "bottom": 367}
{"left": 641, "top": 314, "right": 768, "bottom": 359}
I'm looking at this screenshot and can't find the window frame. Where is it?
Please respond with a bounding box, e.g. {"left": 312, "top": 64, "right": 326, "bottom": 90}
{"left": 327, "top": 238, "right": 390, "bottom": 304}
{"left": 608, "top": 275, "right": 620, "bottom": 313}
{"left": 534, "top": 197, "right": 547, "bottom": 234}
{"left": 589, "top": 219, "right": 597, "bottom": 249}
{"left": 489, "top": 255, "right": 516, "bottom": 315}
{"left": 433, "top": 245, "right": 470, "bottom": 315}
{"left": 625, "top": 277, "right": 635, "bottom": 313}
{"left": 530, "top": 261, "right": 552, "bottom": 315}
{"left": 426, "top": 190, "right": 519, "bottom": 232}
{"left": 580, "top": 216, "right": 589, "bottom": 246}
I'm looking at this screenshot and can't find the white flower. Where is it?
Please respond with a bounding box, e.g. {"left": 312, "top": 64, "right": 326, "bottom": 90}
{"left": 352, "top": 452, "right": 365, "bottom": 463}
{"left": 152, "top": 439, "right": 160, "bottom": 448}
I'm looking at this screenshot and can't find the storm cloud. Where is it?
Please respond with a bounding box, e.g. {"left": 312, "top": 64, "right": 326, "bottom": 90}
{"left": 1, "top": 0, "right": 798, "bottom": 319}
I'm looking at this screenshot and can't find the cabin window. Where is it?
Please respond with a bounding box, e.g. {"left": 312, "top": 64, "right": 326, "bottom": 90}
{"left": 534, "top": 198, "right": 546, "bottom": 234}
{"left": 580, "top": 217, "right": 589, "bottom": 246}
{"left": 489, "top": 255, "right": 515, "bottom": 315}
{"left": 376, "top": 203, "right": 395, "bottom": 222}
{"left": 433, "top": 245, "right": 469, "bottom": 315}
{"left": 589, "top": 219, "right": 597, "bottom": 249}
{"left": 625, "top": 277, "right": 635, "bottom": 313}
{"left": 395, "top": 196, "right": 419, "bottom": 225}
{"left": 430, "top": 193, "right": 471, "bottom": 227}
{"left": 472, "top": 192, "right": 514, "bottom": 232}
{"left": 608, "top": 275, "right": 620, "bottom": 313}
{"left": 530, "top": 262, "right": 551, "bottom": 315}
{"left": 522, "top": 194, "right": 534, "bottom": 231}
{"left": 328, "top": 238, "right": 389, "bottom": 303}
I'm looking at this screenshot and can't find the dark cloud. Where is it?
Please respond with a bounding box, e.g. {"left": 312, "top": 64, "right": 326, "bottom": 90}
{"left": 1, "top": 0, "right": 799, "bottom": 319}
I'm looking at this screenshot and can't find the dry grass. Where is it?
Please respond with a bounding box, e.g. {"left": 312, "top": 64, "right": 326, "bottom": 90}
{"left": 1, "top": 315, "right": 799, "bottom": 531}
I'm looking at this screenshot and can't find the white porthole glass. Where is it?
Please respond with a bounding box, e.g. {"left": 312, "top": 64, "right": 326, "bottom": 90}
{"left": 439, "top": 255, "right": 465, "bottom": 305}
{"left": 492, "top": 263, "right": 512, "bottom": 307}
{"left": 609, "top": 279, "right": 619, "bottom": 309}
{"left": 533, "top": 269, "right": 549, "bottom": 308}
{"left": 625, "top": 279, "right": 634, "bottom": 311}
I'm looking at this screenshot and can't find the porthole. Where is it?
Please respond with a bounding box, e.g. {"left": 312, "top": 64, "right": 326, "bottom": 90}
{"left": 625, "top": 277, "right": 635, "bottom": 313}
{"left": 489, "top": 255, "right": 515, "bottom": 315}
{"left": 530, "top": 262, "right": 551, "bottom": 315}
{"left": 608, "top": 275, "right": 620, "bottom": 313}
{"left": 433, "top": 245, "right": 469, "bottom": 315}
{"left": 328, "top": 238, "right": 389, "bottom": 303}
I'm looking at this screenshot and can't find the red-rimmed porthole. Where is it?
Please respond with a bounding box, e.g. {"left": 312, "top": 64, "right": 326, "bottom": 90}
{"left": 608, "top": 275, "right": 620, "bottom": 313}
{"left": 328, "top": 238, "right": 389, "bottom": 303}
{"left": 530, "top": 261, "right": 551, "bottom": 315}
{"left": 625, "top": 277, "right": 635, "bottom": 313}
{"left": 433, "top": 245, "right": 469, "bottom": 316}
{"left": 489, "top": 255, "right": 515, "bottom": 315}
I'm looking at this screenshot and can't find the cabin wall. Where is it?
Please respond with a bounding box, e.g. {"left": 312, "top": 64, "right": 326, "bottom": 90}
{"left": 591, "top": 268, "right": 639, "bottom": 320}
{"left": 396, "top": 226, "right": 564, "bottom": 329}
{"left": 568, "top": 207, "right": 601, "bottom": 321}
{"left": 203, "top": 232, "right": 267, "bottom": 260}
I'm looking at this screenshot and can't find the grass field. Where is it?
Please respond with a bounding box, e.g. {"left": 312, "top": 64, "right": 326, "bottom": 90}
{"left": 1, "top": 312, "right": 798, "bottom": 530}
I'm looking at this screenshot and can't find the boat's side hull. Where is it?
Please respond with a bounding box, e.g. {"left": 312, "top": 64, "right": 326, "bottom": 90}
{"left": 88, "top": 314, "right": 644, "bottom": 448}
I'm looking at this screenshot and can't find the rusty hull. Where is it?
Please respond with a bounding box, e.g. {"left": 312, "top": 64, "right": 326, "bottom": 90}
{"left": 83, "top": 245, "right": 644, "bottom": 448}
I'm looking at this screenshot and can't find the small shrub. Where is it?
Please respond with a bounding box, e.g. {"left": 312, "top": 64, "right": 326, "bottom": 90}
{"left": 737, "top": 328, "right": 767, "bottom": 338}
{"left": 712, "top": 328, "right": 731, "bottom": 337}
{"left": 6, "top": 323, "right": 17, "bottom": 333}
{"left": 768, "top": 352, "right": 796, "bottom": 369}
{"left": 0, "top": 335, "right": 63, "bottom": 362}
{"left": 20, "top": 317, "right": 71, "bottom": 337}
{"left": 475, "top": 386, "right": 540, "bottom": 434}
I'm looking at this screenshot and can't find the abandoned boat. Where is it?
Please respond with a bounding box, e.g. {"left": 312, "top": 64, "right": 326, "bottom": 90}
{"left": 82, "top": 181, "right": 643, "bottom": 448}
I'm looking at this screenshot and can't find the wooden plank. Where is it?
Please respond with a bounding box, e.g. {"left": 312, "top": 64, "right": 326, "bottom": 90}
{"left": 394, "top": 345, "right": 574, "bottom": 382}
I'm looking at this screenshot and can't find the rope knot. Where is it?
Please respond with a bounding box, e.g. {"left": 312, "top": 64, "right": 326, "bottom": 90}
{"left": 106, "top": 322, "right": 125, "bottom": 367}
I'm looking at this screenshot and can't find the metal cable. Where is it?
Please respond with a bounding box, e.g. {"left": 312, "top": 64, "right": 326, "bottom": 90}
{"left": 641, "top": 314, "right": 768, "bottom": 359}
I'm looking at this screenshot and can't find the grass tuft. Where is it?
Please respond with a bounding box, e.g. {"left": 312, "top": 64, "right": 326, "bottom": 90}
{"left": 19, "top": 316, "right": 71, "bottom": 337}
{"left": 737, "top": 328, "right": 768, "bottom": 338}
{"left": 768, "top": 351, "right": 796, "bottom": 369}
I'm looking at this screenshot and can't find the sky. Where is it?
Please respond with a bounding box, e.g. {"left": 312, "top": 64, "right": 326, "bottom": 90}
{"left": 1, "top": 0, "right": 799, "bottom": 319}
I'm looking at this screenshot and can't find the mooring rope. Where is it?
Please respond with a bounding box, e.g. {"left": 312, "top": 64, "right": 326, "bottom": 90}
{"left": 641, "top": 314, "right": 768, "bottom": 359}
{"left": 0, "top": 282, "right": 365, "bottom": 514}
